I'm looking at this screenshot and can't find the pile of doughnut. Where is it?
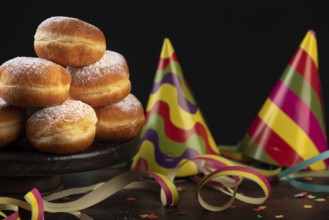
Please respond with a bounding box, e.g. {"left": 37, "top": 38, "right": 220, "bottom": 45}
{"left": 0, "top": 16, "right": 145, "bottom": 154}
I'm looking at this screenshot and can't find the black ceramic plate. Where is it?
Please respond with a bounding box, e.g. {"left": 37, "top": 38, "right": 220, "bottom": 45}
{"left": 0, "top": 136, "right": 140, "bottom": 176}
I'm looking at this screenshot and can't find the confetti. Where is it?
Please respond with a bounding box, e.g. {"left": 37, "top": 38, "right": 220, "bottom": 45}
{"left": 229, "top": 205, "right": 236, "bottom": 209}
{"left": 257, "top": 214, "right": 263, "bottom": 218}
{"left": 294, "top": 192, "right": 308, "bottom": 198}
{"left": 126, "top": 197, "right": 136, "bottom": 201}
{"left": 315, "top": 198, "right": 326, "bottom": 202}
{"left": 253, "top": 205, "right": 267, "bottom": 212}
{"left": 147, "top": 214, "right": 158, "bottom": 219}
{"left": 307, "top": 195, "right": 316, "bottom": 199}
{"left": 275, "top": 215, "right": 284, "bottom": 218}
{"left": 304, "top": 205, "right": 313, "bottom": 209}
{"left": 177, "top": 185, "right": 186, "bottom": 192}
{"left": 140, "top": 214, "right": 159, "bottom": 219}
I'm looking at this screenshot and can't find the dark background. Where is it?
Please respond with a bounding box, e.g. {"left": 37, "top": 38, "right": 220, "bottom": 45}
{"left": 1, "top": 1, "right": 329, "bottom": 146}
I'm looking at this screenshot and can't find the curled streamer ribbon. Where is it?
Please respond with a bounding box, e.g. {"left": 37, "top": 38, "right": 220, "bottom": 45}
{"left": 221, "top": 146, "right": 329, "bottom": 192}
{"left": 165, "top": 154, "right": 271, "bottom": 211}
{"left": 0, "top": 188, "right": 43, "bottom": 220}
{"left": 0, "top": 205, "right": 19, "bottom": 220}
{"left": 196, "top": 166, "right": 271, "bottom": 211}
{"left": 278, "top": 150, "right": 329, "bottom": 192}
{"left": 3, "top": 149, "right": 327, "bottom": 219}
{"left": 0, "top": 154, "right": 273, "bottom": 219}
{"left": 0, "top": 170, "right": 178, "bottom": 220}
{"left": 194, "top": 154, "right": 282, "bottom": 181}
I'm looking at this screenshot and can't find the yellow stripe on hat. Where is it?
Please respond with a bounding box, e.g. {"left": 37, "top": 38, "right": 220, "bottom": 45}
{"left": 258, "top": 98, "right": 326, "bottom": 170}
{"left": 146, "top": 84, "right": 217, "bottom": 151}
{"left": 300, "top": 30, "right": 318, "bottom": 67}
{"left": 147, "top": 84, "right": 205, "bottom": 129}
{"left": 160, "top": 38, "right": 175, "bottom": 59}
{"left": 132, "top": 140, "right": 199, "bottom": 177}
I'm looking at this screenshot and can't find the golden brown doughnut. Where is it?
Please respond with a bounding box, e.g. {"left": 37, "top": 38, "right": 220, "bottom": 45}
{"left": 26, "top": 100, "right": 98, "bottom": 154}
{"left": 67, "top": 50, "right": 131, "bottom": 107}
{"left": 0, "top": 98, "right": 28, "bottom": 148}
{"left": 94, "top": 94, "right": 145, "bottom": 142}
{"left": 0, "top": 57, "right": 71, "bottom": 107}
{"left": 34, "top": 16, "right": 106, "bottom": 67}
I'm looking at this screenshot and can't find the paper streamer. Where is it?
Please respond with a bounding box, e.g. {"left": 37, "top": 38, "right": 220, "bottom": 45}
{"left": 0, "top": 154, "right": 274, "bottom": 219}
{"left": 239, "top": 30, "right": 328, "bottom": 170}
{"left": 24, "top": 188, "right": 44, "bottom": 220}
{"left": 42, "top": 171, "right": 178, "bottom": 213}
{"left": 192, "top": 157, "right": 272, "bottom": 205}
{"left": 196, "top": 166, "right": 271, "bottom": 211}
{"left": 198, "top": 154, "right": 282, "bottom": 181}
{"left": 131, "top": 38, "right": 219, "bottom": 177}
{"left": 2, "top": 150, "right": 326, "bottom": 217}
{"left": 0, "top": 170, "right": 178, "bottom": 220}
{"left": 278, "top": 150, "right": 329, "bottom": 192}
{"left": 165, "top": 154, "right": 271, "bottom": 210}
{"left": 0, "top": 205, "right": 19, "bottom": 220}
{"left": 218, "top": 145, "right": 252, "bottom": 163}
{"left": 0, "top": 188, "right": 41, "bottom": 220}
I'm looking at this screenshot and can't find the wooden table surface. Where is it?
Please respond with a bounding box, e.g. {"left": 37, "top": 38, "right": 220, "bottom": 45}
{"left": 13, "top": 163, "right": 329, "bottom": 220}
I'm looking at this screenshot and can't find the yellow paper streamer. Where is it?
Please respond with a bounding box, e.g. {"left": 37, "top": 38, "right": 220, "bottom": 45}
{"left": 0, "top": 155, "right": 273, "bottom": 219}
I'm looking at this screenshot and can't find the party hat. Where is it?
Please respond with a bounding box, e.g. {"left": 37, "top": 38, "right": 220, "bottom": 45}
{"left": 240, "top": 30, "right": 328, "bottom": 170}
{"left": 131, "top": 38, "right": 219, "bottom": 177}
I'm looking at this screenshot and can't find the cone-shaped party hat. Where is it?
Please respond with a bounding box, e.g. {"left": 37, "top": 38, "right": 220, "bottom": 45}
{"left": 131, "top": 38, "right": 219, "bottom": 177}
{"left": 240, "top": 30, "right": 328, "bottom": 170}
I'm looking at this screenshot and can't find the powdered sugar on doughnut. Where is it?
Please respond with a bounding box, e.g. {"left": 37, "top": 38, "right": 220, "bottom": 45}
{"left": 39, "top": 16, "right": 70, "bottom": 26}
{"left": 1, "top": 57, "right": 55, "bottom": 78}
{"left": 0, "top": 98, "right": 8, "bottom": 108}
{"left": 39, "top": 16, "right": 75, "bottom": 26}
{"left": 38, "top": 16, "right": 99, "bottom": 32}
{"left": 29, "top": 100, "right": 96, "bottom": 124}
{"left": 111, "top": 94, "right": 143, "bottom": 113}
{"left": 0, "top": 98, "right": 6, "bottom": 105}
{"left": 67, "top": 50, "right": 128, "bottom": 85}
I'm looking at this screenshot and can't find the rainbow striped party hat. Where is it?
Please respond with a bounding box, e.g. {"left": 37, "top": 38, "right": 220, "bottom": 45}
{"left": 240, "top": 30, "right": 328, "bottom": 170}
{"left": 131, "top": 38, "right": 219, "bottom": 177}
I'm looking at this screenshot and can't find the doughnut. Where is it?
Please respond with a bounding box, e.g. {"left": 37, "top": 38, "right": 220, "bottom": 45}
{"left": 67, "top": 50, "right": 131, "bottom": 107}
{"left": 94, "top": 94, "right": 145, "bottom": 142}
{"left": 0, "top": 98, "right": 28, "bottom": 148}
{"left": 0, "top": 57, "right": 71, "bottom": 107}
{"left": 34, "top": 16, "right": 106, "bottom": 67}
{"left": 26, "top": 100, "right": 98, "bottom": 154}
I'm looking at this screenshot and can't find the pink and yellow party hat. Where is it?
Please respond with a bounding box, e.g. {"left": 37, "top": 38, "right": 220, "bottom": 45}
{"left": 240, "top": 30, "right": 328, "bottom": 170}
{"left": 131, "top": 38, "right": 219, "bottom": 177}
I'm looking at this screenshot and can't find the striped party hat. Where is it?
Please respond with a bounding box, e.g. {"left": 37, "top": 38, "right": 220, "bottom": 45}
{"left": 240, "top": 30, "right": 328, "bottom": 170}
{"left": 131, "top": 38, "right": 219, "bottom": 177}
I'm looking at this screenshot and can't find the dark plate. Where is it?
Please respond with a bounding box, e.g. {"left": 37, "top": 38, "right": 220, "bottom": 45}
{"left": 0, "top": 136, "right": 140, "bottom": 176}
